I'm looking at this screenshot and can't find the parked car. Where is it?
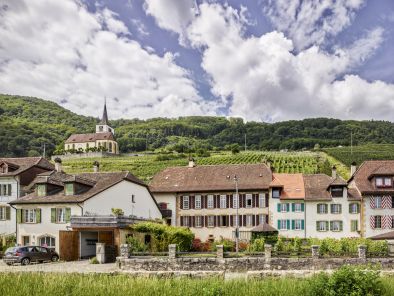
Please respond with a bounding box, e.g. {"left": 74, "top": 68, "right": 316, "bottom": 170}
{"left": 3, "top": 246, "right": 59, "bottom": 266}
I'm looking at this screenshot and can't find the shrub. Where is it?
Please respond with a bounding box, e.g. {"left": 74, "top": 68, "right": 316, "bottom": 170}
{"left": 89, "top": 257, "right": 99, "bottom": 264}
{"left": 111, "top": 208, "right": 124, "bottom": 216}
{"left": 308, "top": 265, "right": 382, "bottom": 296}
{"left": 126, "top": 236, "right": 147, "bottom": 253}
{"left": 249, "top": 238, "right": 265, "bottom": 252}
{"left": 239, "top": 241, "right": 249, "bottom": 252}
{"left": 212, "top": 238, "right": 235, "bottom": 252}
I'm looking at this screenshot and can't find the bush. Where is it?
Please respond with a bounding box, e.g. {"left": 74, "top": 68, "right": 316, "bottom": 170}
{"left": 309, "top": 265, "right": 382, "bottom": 296}
{"left": 126, "top": 236, "right": 147, "bottom": 253}
{"left": 89, "top": 257, "right": 99, "bottom": 264}
{"left": 212, "top": 238, "right": 235, "bottom": 252}
{"left": 111, "top": 208, "right": 124, "bottom": 216}
{"left": 249, "top": 238, "right": 265, "bottom": 252}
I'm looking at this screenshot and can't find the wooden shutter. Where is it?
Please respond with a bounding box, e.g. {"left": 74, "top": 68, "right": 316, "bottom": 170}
{"left": 35, "top": 209, "right": 41, "bottom": 223}
{"left": 339, "top": 221, "right": 343, "bottom": 231}
{"left": 291, "top": 203, "right": 295, "bottom": 212}
{"left": 316, "top": 221, "right": 319, "bottom": 231}
{"left": 180, "top": 216, "right": 184, "bottom": 226}
{"left": 329, "top": 221, "right": 333, "bottom": 230}
{"left": 265, "top": 215, "right": 269, "bottom": 224}
{"left": 265, "top": 194, "right": 269, "bottom": 208}
{"left": 65, "top": 208, "right": 71, "bottom": 223}
{"left": 230, "top": 215, "right": 233, "bottom": 227}
{"left": 226, "top": 215, "right": 229, "bottom": 227}
{"left": 242, "top": 194, "right": 246, "bottom": 208}
{"left": 330, "top": 204, "right": 334, "bottom": 213}
{"left": 252, "top": 215, "right": 255, "bottom": 226}
{"left": 291, "top": 220, "right": 295, "bottom": 230}
{"left": 286, "top": 203, "right": 290, "bottom": 212}
{"left": 251, "top": 194, "right": 255, "bottom": 208}
{"left": 301, "top": 220, "right": 305, "bottom": 230}
{"left": 370, "top": 216, "right": 375, "bottom": 229}
{"left": 317, "top": 204, "right": 321, "bottom": 214}
{"left": 51, "top": 208, "right": 56, "bottom": 223}
{"left": 301, "top": 203, "right": 305, "bottom": 212}
{"left": 189, "top": 216, "right": 193, "bottom": 227}
{"left": 180, "top": 196, "right": 184, "bottom": 209}
{"left": 205, "top": 216, "right": 208, "bottom": 227}
{"left": 338, "top": 204, "right": 342, "bottom": 214}
{"left": 7, "top": 184, "right": 12, "bottom": 196}
{"left": 349, "top": 203, "right": 352, "bottom": 213}
{"left": 190, "top": 196, "right": 195, "bottom": 209}
{"left": 243, "top": 215, "right": 246, "bottom": 227}
{"left": 230, "top": 194, "right": 233, "bottom": 208}
{"left": 17, "top": 209, "right": 22, "bottom": 223}
{"left": 277, "top": 220, "right": 281, "bottom": 229}
{"left": 277, "top": 203, "right": 281, "bottom": 212}
{"left": 5, "top": 206, "right": 11, "bottom": 220}
{"left": 217, "top": 195, "right": 220, "bottom": 208}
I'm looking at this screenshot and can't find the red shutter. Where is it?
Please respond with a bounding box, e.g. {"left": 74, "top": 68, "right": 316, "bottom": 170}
{"left": 180, "top": 196, "right": 183, "bottom": 209}
{"left": 243, "top": 215, "right": 246, "bottom": 227}
{"left": 370, "top": 197, "right": 375, "bottom": 209}
{"left": 180, "top": 216, "right": 184, "bottom": 226}
{"left": 370, "top": 216, "right": 375, "bottom": 229}
{"left": 242, "top": 194, "right": 246, "bottom": 208}
{"left": 265, "top": 194, "right": 269, "bottom": 208}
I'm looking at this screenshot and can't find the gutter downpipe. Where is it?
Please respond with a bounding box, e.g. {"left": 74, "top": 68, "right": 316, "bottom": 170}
{"left": 76, "top": 203, "right": 84, "bottom": 260}
{"left": 11, "top": 176, "right": 20, "bottom": 245}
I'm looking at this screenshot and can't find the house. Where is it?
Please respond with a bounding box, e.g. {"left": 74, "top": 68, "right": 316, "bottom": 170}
{"left": 64, "top": 101, "right": 119, "bottom": 154}
{"left": 0, "top": 157, "right": 54, "bottom": 237}
{"left": 303, "top": 167, "right": 361, "bottom": 239}
{"left": 269, "top": 173, "right": 306, "bottom": 238}
{"left": 349, "top": 160, "right": 394, "bottom": 238}
{"left": 150, "top": 160, "right": 272, "bottom": 241}
{"left": 10, "top": 160, "right": 162, "bottom": 259}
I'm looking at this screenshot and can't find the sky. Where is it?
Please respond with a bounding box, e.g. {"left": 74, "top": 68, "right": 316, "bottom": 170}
{"left": 0, "top": 0, "right": 393, "bottom": 122}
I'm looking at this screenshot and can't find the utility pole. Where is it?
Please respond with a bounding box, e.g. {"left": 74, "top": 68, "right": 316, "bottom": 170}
{"left": 234, "top": 175, "right": 240, "bottom": 254}
{"left": 43, "top": 143, "right": 46, "bottom": 158}
{"left": 350, "top": 131, "right": 353, "bottom": 156}
{"left": 244, "top": 134, "right": 247, "bottom": 152}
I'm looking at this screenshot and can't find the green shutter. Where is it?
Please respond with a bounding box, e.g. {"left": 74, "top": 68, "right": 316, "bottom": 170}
{"left": 339, "top": 221, "right": 343, "bottom": 231}
{"left": 35, "top": 209, "right": 41, "bottom": 223}
{"left": 286, "top": 219, "right": 290, "bottom": 230}
{"left": 316, "top": 221, "right": 319, "bottom": 231}
{"left": 277, "top": 204, "right": 281, "bottom": 212}
{"left": 326, "top": 221, "right": 329, "bottom": 231}
{"left": 17, "top": 209, "right": 22, "bottom": 224}
{"left": 301, "top": 219, "right": 305, "bottom": 230}
{"left": 317, "top": 204, "right": 320, "bottom": 214}
{"left": 7, "top": 184, "right": 12, "bottom": 196}
{"left": 51, "top": 208, "right": 56, "bottom": 223}
{"left": 291, "top": 203, "right": 295, "bottom": 212}
{"left": 301, "top": 203, "right": 305, "bottom": 212}
{"left": 277, "top": 220, "right": 281, "bottom": 229}
{"left": 339, "top": 205, "right": 342, "bottom": 214}
{"left": 349, "top": 204, "right": 352, "bottom": 213}
{"left": 330, "top": 221, "right": 333, "bottom": 230}
{"left": 286, "top": 203, "right": 290, "bottom": 212}
{"left": 291, "top": 219, "right": 295, "bottom": 230}
{"left": 5, "top": 206, "right": 11, "bottom": 220}
{"left": 65, "top": 208, "right": 71, "bottom": 223}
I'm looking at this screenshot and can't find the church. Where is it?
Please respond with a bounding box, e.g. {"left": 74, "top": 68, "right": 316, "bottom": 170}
{"left": 64, "top": 102, "right": 119, "bottom": 154}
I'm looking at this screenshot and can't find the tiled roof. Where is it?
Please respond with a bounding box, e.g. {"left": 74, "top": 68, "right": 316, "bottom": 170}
{"left": 251, "top": 223, "right": 278, "bottom": 232}
{"left": 65, "top": 132, "right": 115, "bottom": 143}
{"left": 270, "top": 173, "right": 305, "bottom": 199}
{"left": 149, "top": 163, "right": 272, "bottom": 193}
{"left": 351, "top": 160, "right": 394, "bottom": 195}
{"left": 12, "top": 171, "right": 146, "bottom": 204}
{"left": 0, "top": 157, "right": 54, "bottom": 176}
{"left": 369, "top": 230, "right": 394, "bottom": 240}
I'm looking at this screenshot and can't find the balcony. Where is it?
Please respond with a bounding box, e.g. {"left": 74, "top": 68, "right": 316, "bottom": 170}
{"left": 160, "top": 209, "right": 172, "bottom": 218}
{"left": 70, "top": 215, "right": 149, "bottom": 229}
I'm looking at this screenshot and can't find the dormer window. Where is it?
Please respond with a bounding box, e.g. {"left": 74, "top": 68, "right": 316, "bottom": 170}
{"left": 331, "top": 186, "right": 344, "bottom": 198}
{"left": 0, "top": 164, "right": 7, "bottom": 174}
{"left": 376, "top": 177, "right": 392, "bottom": 188}
{"left": 65, "top": 183, "right": 74, "bottom": 195}
{"left": 37, "top": 184, "right": 47, "bottom": 197}
{"left": 272, "top": 188, "right": 281, "bottom": 198}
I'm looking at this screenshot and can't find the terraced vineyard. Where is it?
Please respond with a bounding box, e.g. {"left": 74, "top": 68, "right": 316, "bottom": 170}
{"left": 62, "top": 151, "right": 326, "bottom": 182}
{"left": 324, "top": 144, "right": 394, "bottom": 166}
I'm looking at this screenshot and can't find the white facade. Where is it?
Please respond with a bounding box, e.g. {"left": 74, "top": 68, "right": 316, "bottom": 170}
{"left": 153, "top": 193, "right": 177, "bottom": 226}
{"left": 363, "top": 196, "right": 394, "bottom": 238}
{"left": 0, "top": 177, "right": 19, "bottom": 235}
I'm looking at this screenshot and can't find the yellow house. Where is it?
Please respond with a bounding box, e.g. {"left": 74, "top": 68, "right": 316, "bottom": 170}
{"left": 64, "top": 102, "right": 119, "bottom": 154}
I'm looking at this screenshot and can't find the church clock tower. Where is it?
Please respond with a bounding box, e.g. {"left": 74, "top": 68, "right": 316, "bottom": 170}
{"left": 96, "top": 100, "right": 114, "bottom": 134}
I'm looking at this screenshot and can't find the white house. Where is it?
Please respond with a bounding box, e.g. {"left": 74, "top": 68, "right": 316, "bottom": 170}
{"left": 11, "top": 161, "right": 162, "bottom": 259}
{"left": 0, "top": 157, "right": 54, "bottom": 237}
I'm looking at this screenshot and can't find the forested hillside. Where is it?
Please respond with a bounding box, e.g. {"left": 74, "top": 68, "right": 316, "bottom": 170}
{"left": 1, "top": 94, "right": 394, "bottom": 157}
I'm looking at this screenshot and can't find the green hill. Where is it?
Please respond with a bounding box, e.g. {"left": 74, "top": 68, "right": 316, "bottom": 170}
{"left": 2, "top": 94, "right": 394, "bottom": 157}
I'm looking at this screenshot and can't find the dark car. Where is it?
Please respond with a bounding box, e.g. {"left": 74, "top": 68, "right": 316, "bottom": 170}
{"left": 3, "top": 246, "right": 59, "bottom": 266}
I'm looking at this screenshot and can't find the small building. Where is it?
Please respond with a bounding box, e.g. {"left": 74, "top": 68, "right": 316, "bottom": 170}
{"left": 150, "top": 160, "right": 272, "bottom": 241}
{"left": 64, "top": 102, "right": 119, "bottom": 154}
{"left": 0, "top": 157, "right": 54, "bottom": 236}
{"left": 349, "top": 160, "right": 394, "bottom": 238}
{"left": 10, "top": 161, "right": 162, "bottom": 259}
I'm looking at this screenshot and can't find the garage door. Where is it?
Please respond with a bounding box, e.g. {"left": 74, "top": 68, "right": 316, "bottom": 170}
{"left": 59, "top": 231, "right": 79, "bottom": 261}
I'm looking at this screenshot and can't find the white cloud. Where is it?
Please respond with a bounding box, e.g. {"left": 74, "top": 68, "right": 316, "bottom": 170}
{"left": 0, "top": 0, "right": 217, "bottom": 119}
{"left": 264, "top": 0, "right": 365, "bottom": 50}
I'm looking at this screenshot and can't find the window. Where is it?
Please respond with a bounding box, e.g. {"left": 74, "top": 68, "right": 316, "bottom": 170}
{"left": 39, "top": 236, "right": 55, "bottom": 250}
{"left": 0, "top": 184, "right": 12, "bottom": 196}
{"left": 246, "top": 215, "right": 252, "bottom": 227}
{"left": 376, "top": 177, "right": 383, "bottom": 187}
{"left": 233, "top": 194, "right": 239, "bottom": 209}
{"left": 294, "top": 203, "right": 302, "bottom": 212}
{"left": 23, "top": 209, "right": 36, "bottom": 223}
{"left": 293, "top": 219, "right": 303, "bottom": 230}
{"left": 258, "top": 214, "right": 266, "bottom": 225}
{"left": 37, "top": 184, "right": 46, "bottom": 196}
{"left": 195, "top": 195, "right": 201, "bottom": 209}
{"left": 272, "top": 189, "right": 280, "bottom": 198}
{"left": 220, "top": 195, "right": 227, "bottom": 208}
{"left": 245, "top": 194, "right": 253, "bottom": 208}
{"left": 384, "top": 178, "right": 392, "bottom": 187}
{"left": 131, "top": 195, "right": 135, "bottom": 203}
{"left": 376, "top": 177, "right": 392, "bottom": 188}
{"left": 182, "top": 216, "right": 189, "bottom": 227}
{"left": 331, "top": 204, "right": 342, "bottom": 214}
{"left": 351, "top": 220, "right": 359, "bottom": 232}
{"left": 317, "top": 204, "right": 328, "bottom": 214}
{"left": 99, "top": 126, "right": 103, "bottom": 132}
{"left": 330, "top": 221, "right": 343, "bottom": 232}
{"left": 207, "top": 195, "right": 214, "bottom": 209}
{"left": 279, "top": 203, "right": 289, "bottom": 212}
{"left": 220, "top": 215, "right": 228, "bottom": 227}
{"left": 182, "top": 196, "right": 189, "bottom": 209}
{"left": 207, "top": 216, "right": 214, "bottom": 227}
{"left": 259, "top": 194, "right": 265, "bottom": 208}
{"left": 349, "top": 203, "right": 359, "bottom": 214}
{"left": 331, "top": 187, "right": 344, "bottom": 197}
{"left": 375, "top": 196, "right": 382, "bottom": 209}
{"left": 0, "top": 206, "right": 10, "bottom": 220}
{"left": 195, "top": 216, "right": 202, "bottom": 227}
{"left": 374, "top": 216, "right": 382, "bottom": 229}
{"left": 64, "top": 183, "right": 74, "bottom": 195}
{"left": 317, "top": 221, "right": 328, "bottom": 232}
{"left": 22, "top": 236, "right": 30, "bottom": 246}
{"left": 56, "top": 208, "right": 65, "bottom": 223}
{"left": 278, "top": 219, "right": 288, "bottom": 230}
{"left": 233, "top": 215, "right": 240, "bottom": 227}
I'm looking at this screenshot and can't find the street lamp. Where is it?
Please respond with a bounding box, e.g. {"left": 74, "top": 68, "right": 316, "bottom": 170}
{"left": 234, "top": 175, "right": 239, "bottom": 254}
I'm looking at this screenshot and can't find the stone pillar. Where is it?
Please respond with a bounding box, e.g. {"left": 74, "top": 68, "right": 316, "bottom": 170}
{"left": 96, "top": 243, "right": 105, "bottom": 264}
{"left": 216, "top": 245, "right": 224, "bottom": 259}
{"left": 311, "top": 245, "right": 320, "bottom": 260}
{"left": 388, "top": 243, "right": 394, "bottom": 257}
{"left": 358, "top": 245, "right": 367, "bottom": 260}
{"left": 120, "top": 244, "right": 129, "bottom": 258}
{"left": 264, "top": 244, "right": 272, "bottom": 264}
{"left": 168, "top": 244, "right": 177, "bottom": 259}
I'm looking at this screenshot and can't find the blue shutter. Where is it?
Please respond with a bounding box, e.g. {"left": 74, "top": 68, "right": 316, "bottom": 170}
{"left": 301, "top": 220, "right": 305, "bottom": 230}
{"left": 277, "top": 220, "right": 281, "bottom": 229}
{"left": 286, "top": 219, "right": 290, "bottom": 230}
{"left": 277, "top": 203, "right": 281, "bottom": 212}
{"left": 301, "top": 203, "right": 305, "bottom": 212}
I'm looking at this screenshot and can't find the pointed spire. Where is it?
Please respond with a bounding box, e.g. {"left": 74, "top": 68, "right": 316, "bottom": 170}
{"left": 100, "top": 97, "right": 109, "bottom": 125}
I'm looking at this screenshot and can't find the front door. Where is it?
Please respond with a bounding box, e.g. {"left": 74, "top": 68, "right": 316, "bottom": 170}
{"left": 22, "top": 236, "right": 30, "bottom": 246}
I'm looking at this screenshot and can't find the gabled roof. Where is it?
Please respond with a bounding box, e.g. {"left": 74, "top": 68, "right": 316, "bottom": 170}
{"left": 0, "top": 157, "right": 54, "bottom": 176}
{"left": 149, "top": 163, "right": 272, "bottom": 193}
{"left": 350, "top": 160, "right": 394, "bottom": 195}
{"left": 329, "top": 176, "right": 348, "bottom": 187}
{"left": 11, "top": 171, "right": 146, "bottom": 204}
{"left": 369, "top": 230, "right": 394, "bottom": 240}
{"left": 65, "top": 132, "right": 114, "bottom": 144}
{"left": 270, "top": 173, "right": 305, "bottom": 199}
{"left": 251, "top": 223, "right": 278, "bottom": 233}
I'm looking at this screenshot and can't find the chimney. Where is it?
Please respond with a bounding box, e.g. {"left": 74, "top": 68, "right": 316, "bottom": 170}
{"left": 188, "top": 157, "right": 196, "bottom": 168}
{"left": 350, "top": 162, "right": 357, "bottom": 176}
{"left": 93, "top": 161, "right": 100, "bottom": 173}
{"left": 332, "top": 165, "right": 337, "bottom": 179}
{"left": 54, "top": 157, "right": 62, "bottom": 172}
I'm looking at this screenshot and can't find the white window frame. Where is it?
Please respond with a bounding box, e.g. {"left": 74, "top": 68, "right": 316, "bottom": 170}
{"left": 294, "top": 219, "right": 302, "bottom": 230}
{"left": 279, "top": 219, "right": 287, "bottom": 230}
{"left": 56, "top": 208, "right": 66, "bottom": 223}
{"left": 258, "top": 214, "right": 265, "bottom": 225}
{"left": 375, "top": 196, "right": 382, "bottom": 209}
{"left": 207, "top": 195, "right": 214, "bottom": 209}
{"left": 233, "top": 194, "right": 239, "bottom": 209}
{"left": 195, "top": 216, "right": 202, "bottom": 227}
{"left": 195, "top": 195, "right": 201, "bottom": 209}
{"left": 246, "top": 215, "right": 252, "bottom": 227}
{"left": 384, "top": 177, "right": 392, "bottom": 187}
{"left": 375, "top": 215, "right": 382, "bottom": 229}
{"left": 258, "top": 193, "right": 265, "bottom": 208}
{"left": 280, "top": 203, "right": 288, "bottom": 213}
{"left": 39, "top": 236, "right": 55, "bottom": 250}
{"left": 245, "top": 194, "right": 253, "bottom": 208}
{"left": 294, "top": 203, "right": 302, "bottom": 212}
{"left": 183, "top": 196, "right": 189, "bottom": 210}
{"left": 182, "top": 216, "right": 189, "bottom": 227}
{"left": 23, "top": 209, "right": 36, "bottom": 224}
{"left": 0, "top": 207, "right": 5, "bottom": 220}
{"left": 318, "top": 204, "right": 327, "bottom": 214}
{"left": 220, "top": 195, "right": 227, "bottom": 209}
{"left": 331, "top": 204, "right": 341, "bottom": 214}
{"left": 207, "top": 216, "right": 214, "bottom": 227}
{"left": 349, "top": 203, "right": 358, "bottom": 214}
{"left": 233, "top": 215, "right": 239, "bottom": 227}
{"left": 318, "top": 221, "right": 328, "bottom": 232}
{"left": 272, "top": 189, "right": 280, "bottom": 198}
{"left": 331, "top": 221, "right": 342, "bottom": 232}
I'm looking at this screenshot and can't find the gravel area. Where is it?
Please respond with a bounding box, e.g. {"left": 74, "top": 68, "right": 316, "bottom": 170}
{"left": 0, "top": 260, "right": 118, "bottom": 274}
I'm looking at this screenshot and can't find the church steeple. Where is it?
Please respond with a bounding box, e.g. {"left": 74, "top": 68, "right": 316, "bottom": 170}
{"left": 96, "top": 98, "right": 114, "bottom": 135}
{"left": 100, "top": 99, "right": 109, "bottom": 125}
